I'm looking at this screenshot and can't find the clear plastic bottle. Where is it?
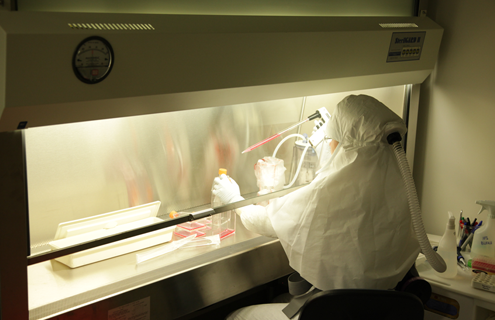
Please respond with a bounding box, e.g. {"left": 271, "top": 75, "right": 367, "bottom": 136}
{"left": 211, "top": 168, "right": 236, "bottom": 240}
{"left": 290, "top": 138, "right": 318, "bottom": 186}
{"left": 471, "top": 200, "right": 495, "bottom": 259}
{"left": 436, "top": 213, "right": 457, "bottom": 279}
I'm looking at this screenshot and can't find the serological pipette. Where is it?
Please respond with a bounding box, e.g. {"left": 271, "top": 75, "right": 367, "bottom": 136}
{"left": 241, "top": 110, "right": 323, "bottom": 154}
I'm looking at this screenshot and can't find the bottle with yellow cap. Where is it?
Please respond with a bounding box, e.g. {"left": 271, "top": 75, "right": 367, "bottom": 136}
{"left": 211, "top": 168, "right": 236, "bottom": 239}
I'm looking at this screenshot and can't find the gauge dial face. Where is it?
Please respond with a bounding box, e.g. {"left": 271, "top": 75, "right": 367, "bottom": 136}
{"left": 73, "top": 36, "right": 114, "bottom": 84}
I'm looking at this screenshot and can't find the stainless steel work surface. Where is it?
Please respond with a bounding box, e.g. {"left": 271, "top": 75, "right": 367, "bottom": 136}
{"left": 28, "top": 221, "right": 291, "bottom": 320}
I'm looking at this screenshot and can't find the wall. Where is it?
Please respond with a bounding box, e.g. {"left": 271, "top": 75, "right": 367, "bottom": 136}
{"left": 415, "top": 0, "right": 495, "bottom": 236}
{"left": 16, "top": 0, "right": 416, "bottom": 16}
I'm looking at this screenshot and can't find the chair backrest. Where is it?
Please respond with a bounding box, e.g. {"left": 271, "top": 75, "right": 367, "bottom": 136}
{"left": 298, "top": 289, "right": 424, "bottom": 320}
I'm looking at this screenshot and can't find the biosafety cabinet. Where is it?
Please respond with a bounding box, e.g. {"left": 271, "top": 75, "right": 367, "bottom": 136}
{"left": 0, "top": 10, "right": 443, "bottom": 319}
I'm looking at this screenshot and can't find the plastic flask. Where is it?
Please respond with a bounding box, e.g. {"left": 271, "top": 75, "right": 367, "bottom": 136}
{"left": 290, "top": 137, "right": 318, "bottom": 186}
{"left": 210, "top": 168, "right": 236, "bottom": 240}
{"left": 436, "top": 212, "right": 457, "bottom": 278}
{"left": 471, "top": 200, "right": 495, "bottom": 260}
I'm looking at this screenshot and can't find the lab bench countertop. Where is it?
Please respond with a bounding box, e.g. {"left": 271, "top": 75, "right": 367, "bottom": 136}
{"left": 28, "top": 222, "right": 293, "bottom": 320}
{"left": 418, "top": 234, "right": 495, "bottom": 307}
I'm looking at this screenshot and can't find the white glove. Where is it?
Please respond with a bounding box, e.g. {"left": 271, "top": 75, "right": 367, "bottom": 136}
{"left": 212, "top": 174, "right": 244, "bottom": 204}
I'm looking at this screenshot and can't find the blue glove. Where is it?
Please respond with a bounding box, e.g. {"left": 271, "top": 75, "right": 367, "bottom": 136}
{"left": 212, "top": 174, "right": 244, "bottom": 204}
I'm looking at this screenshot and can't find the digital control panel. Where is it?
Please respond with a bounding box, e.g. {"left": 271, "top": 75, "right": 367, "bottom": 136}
{"left": 387, "top": 31, "right": 426, "bottom": 62}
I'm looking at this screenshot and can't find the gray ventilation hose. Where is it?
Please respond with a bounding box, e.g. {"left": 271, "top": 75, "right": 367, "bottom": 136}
{"left": 388, "top": 133, "right": 447, "bottom": 273}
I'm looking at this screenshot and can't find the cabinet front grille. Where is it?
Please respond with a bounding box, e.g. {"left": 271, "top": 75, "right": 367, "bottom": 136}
{"left": 68, "top": 23, "right": 155, "bottom": 31}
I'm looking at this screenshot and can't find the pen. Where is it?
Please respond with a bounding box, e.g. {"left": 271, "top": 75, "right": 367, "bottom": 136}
{"left": 474, "top": 221, "right": 483, "bottom": 231}
{"left": 460, "top": 233, "right": 474, "bottom": 251}
{"left": 459, "top": 227, "right": 470, "bottom": 247}
{"left": 457, "top": 247, "right": 467, "bottom": 267}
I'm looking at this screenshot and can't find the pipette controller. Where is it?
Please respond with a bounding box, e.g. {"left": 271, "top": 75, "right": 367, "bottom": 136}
{"left": 242, "top": 108, "right": 331, "bottom": 154}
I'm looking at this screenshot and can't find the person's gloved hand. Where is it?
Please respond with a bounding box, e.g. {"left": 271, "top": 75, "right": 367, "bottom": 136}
{"left": 212, "top": 174, "right": 244, "bottom": 204}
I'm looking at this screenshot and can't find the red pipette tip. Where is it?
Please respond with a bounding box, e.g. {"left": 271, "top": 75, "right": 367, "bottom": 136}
{"left": 241, "top": 133, "right": 281, "bottom": 153}
{"left": 241, "top": 116, "right": 315, "bottom": 154}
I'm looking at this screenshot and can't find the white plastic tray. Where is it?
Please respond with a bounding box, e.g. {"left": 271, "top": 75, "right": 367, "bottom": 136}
{"left": 49, "top": 201, "right": 175, "bottom": 268}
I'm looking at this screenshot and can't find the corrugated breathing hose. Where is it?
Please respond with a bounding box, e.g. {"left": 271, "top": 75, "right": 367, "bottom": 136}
{"left": 388, "top": 132, "right": 447, "bottom": 273}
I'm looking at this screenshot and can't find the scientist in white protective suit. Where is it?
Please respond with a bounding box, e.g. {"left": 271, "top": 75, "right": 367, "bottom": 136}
{"left": 212, "top": 94, "right": 421, "bottom": 320}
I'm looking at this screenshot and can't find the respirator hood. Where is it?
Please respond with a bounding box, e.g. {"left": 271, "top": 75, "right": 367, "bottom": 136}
{"left": 326, "top": 95, "right": 407, "bottom": 148}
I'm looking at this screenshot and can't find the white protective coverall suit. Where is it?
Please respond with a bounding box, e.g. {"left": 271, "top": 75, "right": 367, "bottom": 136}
{"left": 214, "top": 95, "right": 420, "bottom": 318}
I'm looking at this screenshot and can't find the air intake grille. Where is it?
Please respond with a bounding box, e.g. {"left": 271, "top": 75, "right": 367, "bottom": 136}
{"left": 68, "top": 23, "right": 155, "bottom": 31}
{"left": 379, "top": 23, "right": 418, "bottom": 28}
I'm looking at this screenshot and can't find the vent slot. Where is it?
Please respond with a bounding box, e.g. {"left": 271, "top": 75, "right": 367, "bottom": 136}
{"left": 68, "top": 23, "right": 155, "bottom": 31}
{"left": 379, "top": 23, "right": 418, "bottom": 28}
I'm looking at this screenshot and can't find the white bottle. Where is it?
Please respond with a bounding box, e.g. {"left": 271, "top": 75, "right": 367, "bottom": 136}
{"left": 436, "top": 212, "right": 457, "bottom": 279}
{"left": 471, "top": 200, "right": 495, "bottom": 260}
{"left": 210, "top": 168, "right": 236, "bottom": 239}
{"left": 211, "top": 168, "right": 226, "bottom": 209}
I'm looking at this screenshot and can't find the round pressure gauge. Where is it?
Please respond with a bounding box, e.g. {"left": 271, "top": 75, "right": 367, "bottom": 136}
{"left": 72, "top": 36, "right": 114, "bottom": 84}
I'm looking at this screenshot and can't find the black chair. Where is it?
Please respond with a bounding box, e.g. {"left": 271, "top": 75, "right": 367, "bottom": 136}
{"left": 298, "top": 289, "right": 425, "bottom": 320}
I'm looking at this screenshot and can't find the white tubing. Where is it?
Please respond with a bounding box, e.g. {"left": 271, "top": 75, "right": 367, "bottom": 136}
{"left": 272, "top": 134, "right": 306, "bottom": 158}
{"left": 272, "top": 133, "right": 311, "bottom": 189}
{"left": 391, "top": 141, "right": 447, "bottom": 273}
